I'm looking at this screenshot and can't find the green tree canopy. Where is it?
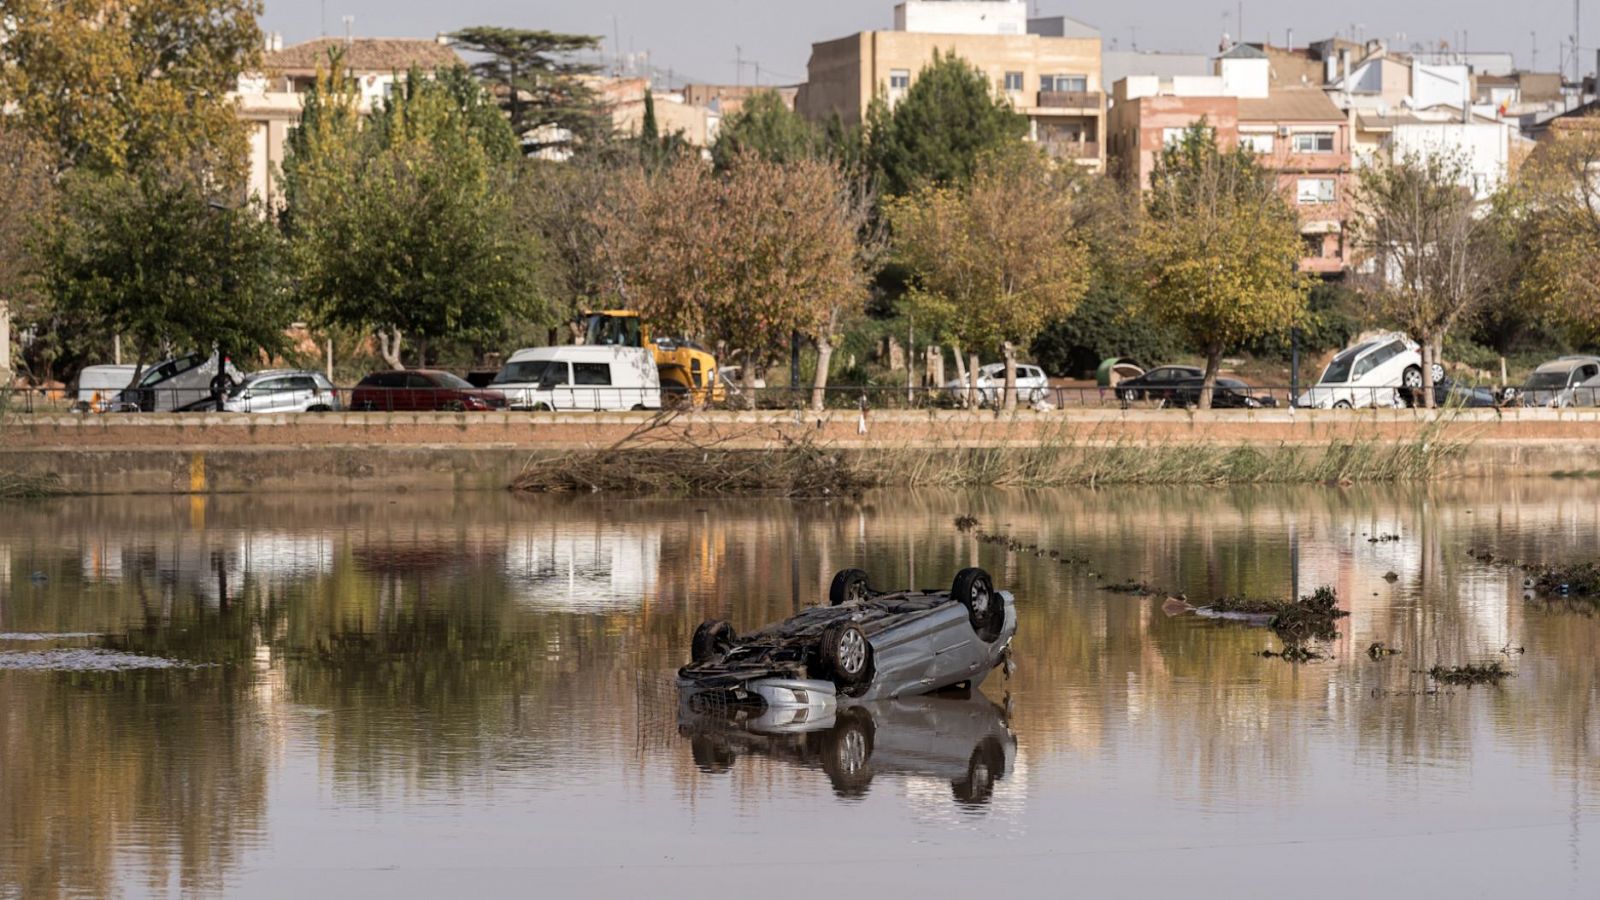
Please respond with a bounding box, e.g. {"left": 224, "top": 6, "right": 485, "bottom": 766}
{"left": 281, "top": 64, "right": 544, "bottom": 369}
{"left": 889, "top": 146, "right": 1091, "bottom": 409}
{"left": 1136, "top": 124, "right": 1308, "bottom": 407}
{"left": 867, "top": 50, "right": 1028, "bottom": 197}
{"left": 42, "top": 166, "right": 292, "bottom": 372}
{"left": 447, "top": 26, "right": 609, "bottom": 156}
{"left": 0, "top": 0, "right": 262, "bottom": 181}
{"left": 711, "top": 92, "right": 819, "bottom": 170}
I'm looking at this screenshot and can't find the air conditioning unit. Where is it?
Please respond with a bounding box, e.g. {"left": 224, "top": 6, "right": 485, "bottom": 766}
{"left": 1278, "top": 125, "right": 1291, "bottom": 137}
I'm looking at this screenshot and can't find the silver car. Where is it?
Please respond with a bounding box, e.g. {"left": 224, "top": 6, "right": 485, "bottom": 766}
{"left": 1517, "top": 357, "right": 1600, "bottom": 408}
{"left": 221, "top": 370, "right": 342, "bottom": 413}
{"left": 678, "top": 567, "right": 1017, "bottom": 711}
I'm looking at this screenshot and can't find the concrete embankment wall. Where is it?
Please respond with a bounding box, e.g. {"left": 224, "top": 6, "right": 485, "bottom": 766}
{"left": 2, "top": 408, "right": 1599, "bottom": 494}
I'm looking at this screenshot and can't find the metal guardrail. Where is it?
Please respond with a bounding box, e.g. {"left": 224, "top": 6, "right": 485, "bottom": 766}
{"left": 4, "top": 381, "right": 1576, "bottom": 415}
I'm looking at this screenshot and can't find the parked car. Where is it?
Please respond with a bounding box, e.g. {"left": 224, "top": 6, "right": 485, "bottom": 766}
{"left": 1515, "top": 357, "right": 1600, "bottom": 408}
{"left": 678, "top": 692, "right": 1018, "bottom": 804}
{"left": 1296, "top": 333, "right": 1444, "bottom": 409}
{"left": 70, "top": 364, "right": 138, "bottom": 413}
{"left": 678, "top": 567, "right": 1016, "bottom": 710}
{"left": 1118, "top": 366, "right": 1276, "bottom": 408}
{"left": 491, "top": 345, "right": 660, "bottom": 411}
{"left": 349, "top": 369, "right": 506, "bottom": 411}
{"left": 116, "top": 353, "right": 242, "bottom": 412}
{"left": 943, "top": 363, "right": 1050, "bottom": 407}
{"left": 221, "top": 370, "right": 342, "bottom": 413}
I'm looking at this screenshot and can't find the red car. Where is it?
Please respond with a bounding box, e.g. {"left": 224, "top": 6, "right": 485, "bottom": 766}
{"left": 350, "top": 369, "right": 507, "bottom": 411}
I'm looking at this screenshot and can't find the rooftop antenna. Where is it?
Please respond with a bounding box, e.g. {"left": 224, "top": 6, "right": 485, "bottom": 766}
{"left": 341, "top": 14, "right": 352, "bottom": 45}
{"left": 612, "top": 15, "right": 622, "bottom": 77}
{"left": 1532, "top": 31, "right": 1537, "bottom": 70}
{"left": 320, "top": 0, "right": 326, "bottom": 36}
{"left": 1574, "top": 0, "right": 1582, "bottom": 85}
{"left": 735, "top": 44, "right": 742, "bottom": 86}
{"left": 1129, "top": 25, "right": 1139, "bottom": 51}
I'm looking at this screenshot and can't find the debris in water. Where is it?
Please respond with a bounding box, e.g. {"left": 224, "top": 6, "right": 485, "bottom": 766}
{"left": 1427, "top": 662, "right": 1511, "bottom": 686}
{"left": 1100, "top": 579, "right": 1158, "bottom": 595}
{"left": 1261, "top": 644, "right": 1322, "bottom": 662}
{"left": 953, "top": 514, "right": 980, "bottom": 532}
{"left": 0, "top": 649, "right": 209, "bottom": 671}
{"left": 1367, "top": 641, "right": 1400, "bottom": 658}
{"left": 1520, "top": 562, "right": 1600, "bottom": 598}
{"left": 1499, "top": 644, "right": 1525, "bottom": 656}
{"left": 1367, "top": 532, "right": 1400, "bottom": 544}
{"left": 1383, "top": 571, "right": 1399, "bottom": 582}
{"left": 0, "top": 632, "right": 102, "bottom": 641}
{"left": 1161, "top": 595, "right": 1195, "bottom": 616}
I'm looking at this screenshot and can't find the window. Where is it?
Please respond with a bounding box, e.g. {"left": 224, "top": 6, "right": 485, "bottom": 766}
{"left": 1292, "top": 132, "right": 1335, "bottom": 153}
{"left": 1296, "top": 177, "right": 1337, "bottom": 204}
{"left": 889, "top": 69, "right": 910, "bottom": 90}
{"left": 494, "top": 361, "right": 548, "bottom": 384}
{"left": 573, "top": 362, "right": 612, "bottom": 386}
{"left": 1041, "top": 74, "right": 1088, "bottom": 92}
{"left": 1162, "top": 127, "right": 1191, "bottom": 147}
{"left": 288, "top": 376, "right": 319, "bottom": 392}
{"left": 1004, "top": 71, "right": 1024, "bottom": 92}
{"left": 405, "top": 373, "right": 436, "bottom": 389}
{"left": 542, "top": 363, "right": 570, "bottom": 387}
{"left": 1239, "top": 133, "right": 1274, "bottom": 154}
{"left": 251, "top": 378, "right": 288, "bottom": 394}
{"left": 1352, "top": 353, "right": 1379, "bottom": 380}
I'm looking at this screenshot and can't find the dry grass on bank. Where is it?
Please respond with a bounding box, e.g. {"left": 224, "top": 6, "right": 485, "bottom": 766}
{"left": 509, "top": 414, "right": 1473, "bottom": 497}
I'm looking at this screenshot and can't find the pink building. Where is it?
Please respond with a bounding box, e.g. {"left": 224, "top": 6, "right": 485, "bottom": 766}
{"left": 1107, "top": 44, "right": 1352, "bottom": 275}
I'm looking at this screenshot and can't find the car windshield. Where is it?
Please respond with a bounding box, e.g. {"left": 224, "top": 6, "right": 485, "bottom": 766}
{"left": 430, "top": 372, "right": 475, "bottom": 390}
{"left": 1319, "top": 344, "right": 1370, "bottom": 384}
{"left": 1525, "top": 371, "right": 1570, "bottom": 390}
{"left": 494, "top": 361, "right": 551, "bottom": 385}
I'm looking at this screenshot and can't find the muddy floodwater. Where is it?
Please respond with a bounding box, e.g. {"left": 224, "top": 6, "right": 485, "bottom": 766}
{"left": 4, "top": 484, "right": 1600, "bottom": 898}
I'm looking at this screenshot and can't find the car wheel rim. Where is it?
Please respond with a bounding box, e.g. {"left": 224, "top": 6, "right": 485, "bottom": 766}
{"left": 838, "top": 629, "right": 866, "bottom": 674}
{"left": 847, "top": 581, "right": 867, "bottom": 604}
{"left": 1404, "top": 370, "right": 1422, "bottom": 388}
{"left": 839, "top": 730, "right": 867, "bottom": 774}
{"left": 970, "top": 583, "right": 990, "bottom": 616}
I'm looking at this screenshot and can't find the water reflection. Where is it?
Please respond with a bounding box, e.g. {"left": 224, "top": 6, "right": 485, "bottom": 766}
{"left": 0, "top": 483, "right": 1598, "bottom": 895}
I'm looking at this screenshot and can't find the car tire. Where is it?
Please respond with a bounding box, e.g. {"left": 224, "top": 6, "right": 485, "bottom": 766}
{"left": 951, "top": 736, "right": 1007, "bottom": 806}
{"left": 532, "top": 403, "right": 553, "bottom": 412}
{"left": 820, "top": 622, "right": 871, "bottom": 686}
{"left": 308, "top": 404, "right": 332, "bottom": 413}
{"left": 952, "top": 567, "right": 1003, "bottom": 642}
{"left": 829, "top": 568, "right": 871, "bottom": 606}
{"left": 1430, "top": 362, "right": 1446, "bottom": 384}
{"left": 1333, "top": 400, "right": 1352, "bottom": 409}
{"left": 690, "top": 619, "right": 736, "bottom": 663}
{"left": 1402, "top": 366, "right": 1423, "bottom": 390}
{"left": 631, "top": 404, "right": 646, "bottom": 411}
{"left": 821, "top": 706, "right": 875, "bottom": 798}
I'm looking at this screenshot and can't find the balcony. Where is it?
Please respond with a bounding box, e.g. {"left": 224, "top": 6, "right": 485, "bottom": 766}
{"left": 1042, "top": 140, "right": 1100, "bottom": 162}
{"left": 1036, "top": 90, "right": 1102, "bottom": 112}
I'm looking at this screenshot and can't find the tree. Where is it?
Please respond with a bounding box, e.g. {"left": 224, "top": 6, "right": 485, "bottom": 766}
{"left": 42, "top": 166, "right": 291, "bottom": 378}
{"left": 888, "top": 146, "right": 1091, "bottom": 410}
{"left": 0, "top": 0, "right": 262, "bottom": 180}
{"left": 589, "top": 154, "right": 868, "bottom": 402}
{"left": 281, "top": 65, "right": 543, "bottom": 369}
{"left": 1137, "top": 125, "right": 1308, "bottom": 409}
{"left": 867, "top": 50, "right": 1028, "bottom": 197}
{"left": 0, "top": 125, "right": 57, "bottom": 374}
{"left": 1352, "top": 152, "right": 1505, "bottom": 408}
{"left": 1502, "top": 119, "right": 1600, "bottom": 345}
{"left": 447, "top": 26, "right": 610, "bottom": 156}
{"left": 711, "top": 92, "right": 819, "bottom": 170}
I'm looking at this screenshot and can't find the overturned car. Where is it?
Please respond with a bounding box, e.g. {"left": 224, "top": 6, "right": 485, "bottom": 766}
{"left": 678, "top": 567, "right": 1016, "bottom": 711}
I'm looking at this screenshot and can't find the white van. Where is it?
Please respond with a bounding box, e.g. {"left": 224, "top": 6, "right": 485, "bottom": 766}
{"left": 71, "top": 365, "right": 139, "bottom": 413}
{"left": 492, "top": 346, "right": 661, "bottom": 411}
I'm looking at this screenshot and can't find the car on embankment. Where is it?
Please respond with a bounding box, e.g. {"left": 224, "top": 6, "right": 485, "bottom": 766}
{"left": 1116, "top": 366, "right": 1277, "bottom": 409}
{"left": 490, "top": 345, "right": 661, "bottom": 411}
{"left": 221, "top": 370, "right": 342, "bottom": 413}
{"left": 115, "top": 353, "right": 243, "bottom": 412}
{"left": 942, "top": 363, "right": 1051, "bottom": 407}
{"left": 349, "top": 369, "right": 507, "bottom": 412}
{"left": 678, "top": 567, "right": 1016, "bottom": 712}
{"left": 1296, "top": 333, "right": 1444, "bottom": 409}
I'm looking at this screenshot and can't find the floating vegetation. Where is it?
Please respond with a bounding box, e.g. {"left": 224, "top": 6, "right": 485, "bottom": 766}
{"left": 0, "top": 472, "right": 61, "bottom": 499}
{"left": 1383, "top": 571, "right": 1399, "bottom": 582}
{"left": 953, "top": 514, "right": 979, "bottom": 532}
{"left": 1268, "top": 587, "right": 1349, "bottom": 643}
{"left": 1262, "top": 644, "right": 1323, "bottom": 662}
{"left": 1367, "top": 641, "right": 1401, "bottom": 659}
{"left": 1427, "top": 662, "right": 1512, "bottom": 686}
{"left": 1367, "top": 532, "right": 1401, "bottom": 543}
{"left": 1101, "top": 579, "right": 1158, "bottom": 596}
{"left": 0, "top": 649, "right": 209, "bottom": 671}
{"left": 1520, "top": 562, "right": 1600, "bottom": 598}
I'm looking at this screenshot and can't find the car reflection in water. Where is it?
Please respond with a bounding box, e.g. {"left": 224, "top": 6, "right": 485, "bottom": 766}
{"left": 679, "top": 691, "right": 1017, "bottom": 807}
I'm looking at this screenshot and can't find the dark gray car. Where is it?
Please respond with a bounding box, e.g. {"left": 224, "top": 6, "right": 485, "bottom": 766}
{"left": 678, "top": 567, "right": 1017, "bottom": 712}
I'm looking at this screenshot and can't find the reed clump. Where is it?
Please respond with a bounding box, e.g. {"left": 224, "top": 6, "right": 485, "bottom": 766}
{"left": 0, "top": 473, "right": 61, "bottom": 499}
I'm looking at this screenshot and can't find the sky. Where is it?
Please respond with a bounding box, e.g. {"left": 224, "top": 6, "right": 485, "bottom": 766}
{"left": 260, "top": 0, "right": 1599, "bottom": 86}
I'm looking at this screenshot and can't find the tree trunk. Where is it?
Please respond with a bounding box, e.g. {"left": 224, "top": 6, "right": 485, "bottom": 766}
{"left": 811, "top": 337, "right": 833, "bottom": 412}
{"left": 951, "top": 343, "right": 970, "bottom": 408}
{"left": 377, "top": 327, "right": 405, "bottom": 370}
{"left": 967, "top": 352, "right": 981, "bottom": 410}
{"left": 1420, "top": 335, "right": 1436, "bottom": 410}
{"left": 1199, "top": 347, "right": 1222, "bottom": 410}
{"left": 741, "top": 358, "right": 759, "bottom": 410}
{"left": 1001, "top": 342, "right": 1018, "bottom": 412}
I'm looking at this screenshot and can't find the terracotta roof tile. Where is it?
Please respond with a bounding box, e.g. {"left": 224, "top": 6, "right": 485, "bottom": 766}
{"left": 1237, "top": 88, "right": 1344, "bottom": 122}
{"left": 265, "top": 37, "right": 461, "bottom": 75}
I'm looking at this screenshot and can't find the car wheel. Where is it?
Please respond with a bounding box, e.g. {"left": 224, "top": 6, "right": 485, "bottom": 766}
{"left": 1333, "top": 400, "right": 1352, "bottom": 409}
{"left": 829, "top": 568, "right": 871, "bottom": 606}
{"left": 951, "top": 736, "right": 1007, "bottom": 806}
{"left": 532, "top": 403, "right": 553, "bottom": 412}
{"left": 445, "top": 400, "right": 466, "bottom": 412}
{"left": 820, "top": 622, "right": 871, "bottom": 686}
{"left": 690, "top": 619, "right": 736, "bottom": 663}
{"left": 308, "top": 404, "right": 332, "bottom": 413}
{"left": 821, "top": 706, "right": 875, "bottom": 798}
{"left": 952, "top": 567, "right": 1003, "bottom": 642}
{"left": 1402, "top": 366, "right": 1423, "bottom": 389}
{"left": 631, "top": 404, "right": 646, "bottom": 411}
{"left": 1430, "top": 362, "right": 1446, "bottom": 384}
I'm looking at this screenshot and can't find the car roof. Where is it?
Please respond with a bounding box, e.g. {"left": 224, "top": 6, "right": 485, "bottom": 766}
{"left": 244, "top": 369, "right": 320, "bottom": 380}
{"left": 506, "top": 345, "right": 647, "bottom": 362}
{"left": 1536, "top": 357, "right": 1600, "bottom": 373}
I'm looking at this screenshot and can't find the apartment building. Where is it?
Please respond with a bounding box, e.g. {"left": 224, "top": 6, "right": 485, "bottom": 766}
{"left": 795, "top": 0, "right": 1105, "bottom": 169}
{"left": 1108, "top": 45, "right": 1352, "bottom": 274}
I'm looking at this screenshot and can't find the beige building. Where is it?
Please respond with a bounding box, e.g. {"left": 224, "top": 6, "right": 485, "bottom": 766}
{"left": 233, "top": 36, "right": 464, "bottom": 210}
{"left": 795, "top": 1, "right": 1105, "bottom": 169}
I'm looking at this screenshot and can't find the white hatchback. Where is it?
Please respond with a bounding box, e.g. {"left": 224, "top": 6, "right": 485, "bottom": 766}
{"left": 943, "top": 363, "right": 1051, "bottom": 407}
{"left": 1297, "top": 334, "right": 1443, "bottom": 409}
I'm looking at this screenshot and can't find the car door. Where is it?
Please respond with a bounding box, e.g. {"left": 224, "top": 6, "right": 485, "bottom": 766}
{"left": 402, "top": 372, "right": 435, "bottom": 410}
{"left": 541, "top": 361, "right": 573, "bottom": 409}
{"left": 283, "top": 375, "right": 318, "bottom": 411}
{"left": 249, "top": 377, "right": 287, "bottom": 412}
{"left": 572, "top": 361, "right": 614, "bottom": 410}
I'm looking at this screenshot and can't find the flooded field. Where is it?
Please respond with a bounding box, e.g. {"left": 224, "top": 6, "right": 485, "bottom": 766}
{"left": 3, "top": 483, "right": 1600, "bottom": 898}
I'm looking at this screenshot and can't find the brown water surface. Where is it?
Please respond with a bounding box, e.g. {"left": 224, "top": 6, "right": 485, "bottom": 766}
{"left": 2, "top": 484, "right": 1599, "bottom": 898}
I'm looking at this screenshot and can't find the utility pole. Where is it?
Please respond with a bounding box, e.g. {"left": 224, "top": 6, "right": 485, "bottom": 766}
{"left": 1575, "top": 0, "right": 1582, "bottom": 85}
{"left": 735, "top": 45, "right": 742, "bottom": 86}
{"left": 1532, "top": 31, "right": 1538, "bottom": 71}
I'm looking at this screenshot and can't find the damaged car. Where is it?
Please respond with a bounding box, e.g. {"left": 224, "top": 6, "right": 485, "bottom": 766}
{"left": 678, "top": 567, "right": 1016, "bottom": 711}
